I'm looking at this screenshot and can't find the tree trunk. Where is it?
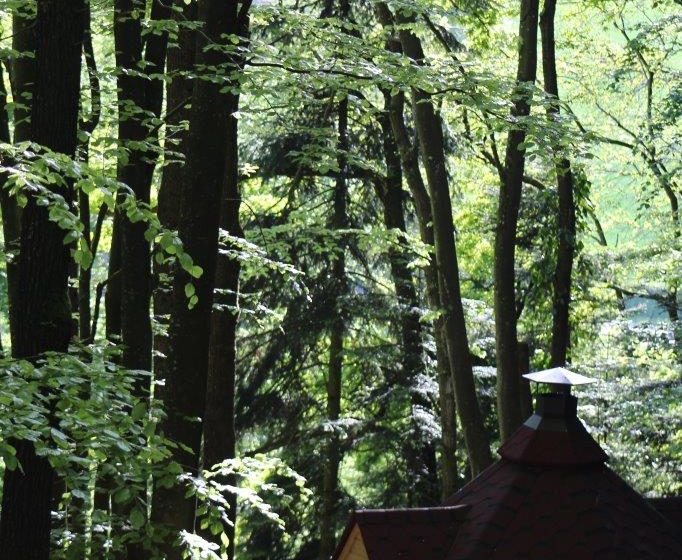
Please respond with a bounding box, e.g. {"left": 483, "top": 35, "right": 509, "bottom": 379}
{"left": 152, "top": 0, "right": 242, "bottom": 554}
{"left": 155, "top": 0, "right": 197, "bottom": 391}
{"left": 0, "top": 59, "right": 17, "bottom": 352}
{"left": 319, "top": 93, "right": 349, "bottom": 560}
{"left": 388, "top": 6, "right": 493, "bottom": 476}
{"left": 3, "top": 6, "right": 34, "bottom": 345}
{"left": 376, "top": 94, "right": 439, "bottom": 504}
{"left": 518, "top": 340, "right": 533, "bottom": 418}
{"left": 114, "top": 0, "right": 149, "bottom": 372}
{"left": 0, "top": 2, "right": 84, "bottom": 558}
{"left": 78, "top": 4, "right": 102, "bottom": 341}
{"left": 390, "top": 92, "right": 460, "bottom": 492}
{"left": 494, "top": 0, "right": 539, "bottom": 442}
{"left": 115, "top": 0, "right": 170, "bottom": 376}
{"left": 540, "top": 0, "right": 576, "bottom": 368}
{"left": 376, "top": 5, "right": 460, "bottom": 491}
{"left": 202, "top": 8, "right": 250, "bottom": 558}
{"left": 105, "top": 213, "right": 122, "bottom": 340}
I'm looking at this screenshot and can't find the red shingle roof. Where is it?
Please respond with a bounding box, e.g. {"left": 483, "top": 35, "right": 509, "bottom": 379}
{"left": 332, "top": 392, "right": 682, "bottom": 560}
{"left": 331, "top": 506, "right": 469, "bottom": 560}
{"left": 443, "top": 460, "right": 681, "bottom": 559}
{"left": 648, "top": 497, "right": 682, "bottom": 531}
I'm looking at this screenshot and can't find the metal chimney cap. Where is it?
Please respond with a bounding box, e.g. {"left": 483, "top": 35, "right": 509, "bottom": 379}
{"left": 523, "top": 367, "right": 596, "bottom": 386}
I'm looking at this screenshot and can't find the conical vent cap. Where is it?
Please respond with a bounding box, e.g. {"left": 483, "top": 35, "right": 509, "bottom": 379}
{"left": 523, "top": 367, "right": 596, "bottom": 386}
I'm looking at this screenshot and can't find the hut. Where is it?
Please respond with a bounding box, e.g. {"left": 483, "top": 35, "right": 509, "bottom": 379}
{"left": 332, "top": 368, "right": 682, "bottom": 559}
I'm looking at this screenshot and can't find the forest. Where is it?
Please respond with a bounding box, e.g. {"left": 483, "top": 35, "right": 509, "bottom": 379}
{"left": 0, "top": 0, "right": 679, "bottom": 558}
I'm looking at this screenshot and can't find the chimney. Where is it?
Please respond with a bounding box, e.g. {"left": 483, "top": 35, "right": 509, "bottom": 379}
{"left": 498, "top": 367, "right": 608, "bottom": 466}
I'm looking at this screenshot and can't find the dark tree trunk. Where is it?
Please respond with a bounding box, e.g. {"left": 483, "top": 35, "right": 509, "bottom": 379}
{"left": 203, "top": 96, "right": 242, "bottom": 558}
{"left": 388, "top": 6, "right": 493, "bottom": 476}
{"left": 78, "top": 188, "right": 93, "bottom": 339}
{"left": 155, "top": 0, "right": 197, "bottom": 388}
{"left": 114, "top": 0, "right": 170, "bottom": 376}
{"left": 0, "top": 2, "right": 84, "bottom": 558}
{"left": 319, "top": 93, "right": 349, "bottom": 560}
{"left": 114, "top": 0, "right": 148, "bottom": 370}
{"left": 105, "top": 213, "right": 123, "bottom": 340}
{"left": 0, "top": 60, "right": 17, "bottom": 352}
{"left": 436, "top": 356, "right": 459, "bottom": 495}
{"left": 376, "top": 6, "right": 459, "bottom": 492}
{"left": 202, "top": 7, "right": 250, "bottom": 559}
{"left": 518, "top": 340, "right": 533, "bottom": 418}
{"left": 540, "top": 0, "right": 576, "bottom": 368}
{"left": 78, "top": 4, "right": 102, "bottom": 341}
{"left": 389, "top": 92, "right": 459, "bottom": 494}
{"left": 3, "top": 6, "right": 35, "bottom": 345}
{"left": 409, "top": 85, "right": 491, "bottom": 476}
{"left": 376, "top": 93, "right": 439, "bottom": 504}
{"left": 494, "top": 0, "right": 539, "bottom": 442}
{"left": 152, "top": 0, "right": 242, "bottom": 554}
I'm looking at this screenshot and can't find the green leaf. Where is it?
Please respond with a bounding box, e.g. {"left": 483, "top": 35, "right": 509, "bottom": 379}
{"left": 184, "top": 283, "right": 196, "bottom": 298}
{"left": 114, "top": 487, "right": 132, "bottom": 504}
{"left": 131, "top": 401, "right": 147, "bottom": 421}
{"left": 130, "top": 506, "right": 145, "bottom": 530}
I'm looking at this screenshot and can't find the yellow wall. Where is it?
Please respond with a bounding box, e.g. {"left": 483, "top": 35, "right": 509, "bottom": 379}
{"left": 336, "top": 524, "right": 369, "bottom": 560}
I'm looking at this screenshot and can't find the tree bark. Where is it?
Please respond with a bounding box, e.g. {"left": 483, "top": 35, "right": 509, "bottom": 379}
{"left": 78, "top": 4, "right": 102, "bottom": 340}
{"left": 0, "top": 59, "right": 17, "bottom": 352}
{"left": 3, "top": 6, "right": 34, "bottom": 345}
{"left": 540, "top": 0, "right": 576, "bottom": 367}
{"left": 494, "top": 0, "right": 539, "bottom": 442}
{"left": 114, "top": 0, "right": 170, "bottom": 376}
{"left": 318, "top": 91, "right": 349, "bottom": 560}
{"left": 518, "top": 340, "right": 533, "bottom": 418}
{"left": 388, "top": 92, "right": 460, "bottom": 493}
{"left": 202, "top": 6, "right": 250, "bottom": 558}
{"left": 376, "top": 93, "right": 439, "bottom": 504}
{"left": 387, "top": 6, "right": 493, "bottom": 476}
{"left": 155, "top": 0, "right": 197, "bottom": 389}
{"left": 375, "top": 5, "right": 459, "bottom": 492}
{"left": 152, "top": 0, "right": 242, "bottom": 554}
{"left": 105, "top": 213, "right": 123, "bottom": 340}
{"left": 0, "top": 2, "right": 84, "bottom": 558}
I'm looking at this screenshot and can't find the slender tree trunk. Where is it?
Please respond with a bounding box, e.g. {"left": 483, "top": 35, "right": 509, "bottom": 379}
{"left": 155, "top": 0, "right": 197, "bottom": 389}
{"left": 387, "top": 6, "right": 492, "bottom": 476}
{"left": 319, "top": 2, "right": 351, "bottom": 555}
{"left": 114, "top": 0, "right": 148, "bottom": 371}
{"left": 0, "top": 60, "right": 18, "bottom": 341}
{"left": 376, "top": 6, "right": 459, "bottom": 491}
{"left": 0, "top": 2, "right": 84, "bottom": 558}
{"left": 111, "top": 5, "right": 169, "bottom": 554}
{"left": 319, "top": 91, "right": 349, "bottom": 560}
{"left": 436, "top": 342, "right": 459, "bottom": 494}
{"left": 115, "top": 0, "right": 170, "bottom": 376}
{"left": 518, "top": 340, "right": 533, "bottom": 418}
{"left": 78, "top": 4, "right": 102, "bottom": 340}
{"left": 3, "top": 6, "right": 34, "bottom": 345}
{"left": 540, "top": 0, "right": 576, "bottom": 367}
{"left": 390, "top": 93, "right": 460, "bottom": 493}
{"left": 202, "top": 7, "right": 250, "bottom": 558}
{"left": 494, "top": 0, "right": 539, "bottom": 442}
{"left": 376, "top": 94, "right": 439, "bottom": 504}
{"left": 105, "top": 213, "right": 123, "bottom": 340}
{"left": 152, "top": 1, "right": 242, "bottom": 554}
{"left": 409, "top": 86, "right": 491, "bottom": 475}
{"left": 0, "top": 56, "right": 9, "bottom": 357}
{"left": 203, "top": 97, "right": 241, "bottom": 558}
